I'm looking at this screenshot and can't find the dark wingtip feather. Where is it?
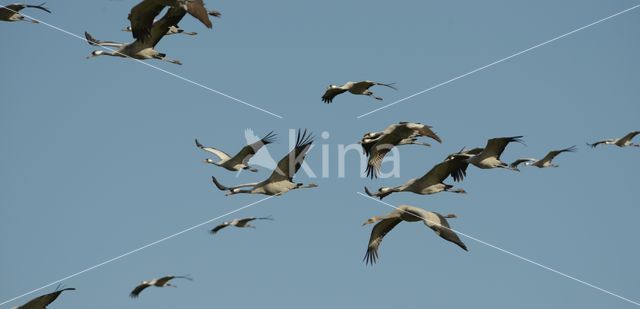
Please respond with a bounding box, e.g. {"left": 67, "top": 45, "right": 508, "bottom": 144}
{"left": 211, "top": 176, "right": 228, "bottom": 191}
{"left": 261, "top": 131, "right": 277, "bottom": 144}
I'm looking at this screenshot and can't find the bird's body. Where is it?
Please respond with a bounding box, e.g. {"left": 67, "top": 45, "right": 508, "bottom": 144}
{"left": 361, "top": 122, "right": 442, "bottom": 178}
{"left": 362, "top": 205, "right": 467, "bottom": 265}
{"left": 130, "top": 275, "right": 192, "bottom": 298}
{"left": 13, "top": 286, "right": 74, "bottom": 309}
{"left": 196, "top": 131, "right": 276, "bottom": 172}
{"left": 85, "top": 7, "right": 189, "bottom": 65}
{"left": 123, "top": 24, "right": 197, "bottom": 36}
{"left": 364, "top": 155, "right": 467, "bottom": 199}
{"left": 0, "top": 3, "right": 50, "bottom": 23}
{"left": 454, "top": 136, "right": 524, "bottom": 170}
{"left": 510, "top": 145, "right": 576, "bottom": 171}
{"left": 211, "top": 130, "right": 318, "bottom": 196}
{"left": 588, "top": 131, "right": 640, "bottom": 148}
{"left": 210, "top": 216, "right": 273, "bottom": 234}
{"left": 128, "top": 0, "right": 220, "bottom": 41}
{"left": 322, "top": 80, "right": 396, "bottom": 103}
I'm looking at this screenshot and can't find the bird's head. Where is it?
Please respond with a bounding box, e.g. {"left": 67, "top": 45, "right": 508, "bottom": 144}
{"left": 87, "top": 50, "right": 103, "bottom": 59}
{"left": 362, "top": 216, "right": 381, "bottom": 226}
{"left": 122, "top": 26, "right": 132, "bottom": 32}
{"left": 203, "top": 158, "right": 216, "bottom": 164}
{"left": 327, "top": 84, "right": 338, "bottom": 89}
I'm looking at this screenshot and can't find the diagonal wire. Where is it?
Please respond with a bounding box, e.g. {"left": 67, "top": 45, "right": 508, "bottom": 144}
{"left": 356, "top": 4, "right": 640, "bottom": 119}
{"left": 3, "top": 8, "right": 284, "bottom": 119}
{"left": 357, "top": 192, "right": 640, "bottom": 307}
{"left": 0, "top": 195, "right": 275, "bottom": 307}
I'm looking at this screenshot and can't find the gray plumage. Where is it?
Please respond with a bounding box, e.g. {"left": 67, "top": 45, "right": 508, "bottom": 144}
{"left": 0, "top": 3, "right": 50, "bottom": 23}
{"left": 322, "top": 80, "right": 397, "bottom": 103}
{"left": 362, "top": 205, "right": 467, "bottom": 265}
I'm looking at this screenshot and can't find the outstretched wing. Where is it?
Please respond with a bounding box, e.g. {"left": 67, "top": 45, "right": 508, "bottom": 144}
{"left": 130, "top": 283, "right": 150, "bottom": 298}
{"left": 395, "top": 122, "right": 442, "bottom": 143}
{"left": 422, "top": 212, "right": 467, "bottom": 251}
{"left": 228, "top": 131, "right": 277, "bottom": 166}
{"left": 447, "top": 147, "right": 483, "bottom": 182}
{"left": 619, "top": 131, "right": 640, "bottom": 144}
{"left": 416, "top": 159, "right": 456, "bottom": 186}
{"left": 482, "top": 136, "right": 524, "bottom": 160}
{"left": 540, "top": 145, "right": 576, "bottom": 164}
{"left": 364, "top": 217, "right": 402, "bottom": 265}
{"left": 210, "top": 222, "right": 230, "bottom": 234}
{"left": 195, "top": 139, "right": 232, "bottom": 161}
{"left": 322, "top": 87, "right": 347, "bottom": 103}
{"left": 509, "top": 158, "right": 536, "bottom": 170}
{"left": 364, "top": 141, "right": 394, "bottom": 179}
{"left": 128, "top": 0, "right": 166, "bottom": 41}
{"left": 2, "top": 3, "right": 51, "bottom": 13}
{"left": 16, "top": 288, "right": 75, "bottom": 308}
{"left": 146, "top": 7, "right": 187, "bottom": 47}
{"left": 268, "top": 129, "right": 314, "bottom": 182}
{"left": 84, "top": 32, "right": 124, "bottom": 47}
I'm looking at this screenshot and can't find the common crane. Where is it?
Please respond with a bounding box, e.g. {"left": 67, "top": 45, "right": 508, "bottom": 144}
{"left": 321, "top": 81, "right": 397, "bottom": 103}
{"left": 12, "top": 285, "right": 74, "bottom": 309}
{"left": 364, "top": 155, "right": 468, "bottom": 199}
{"left": 211, "top": 130, "right": 318, "bottom": 196}
{"left": 588, "top": 131, "right": 640, "bottom": 148}
{"left": 128, "top": 0, "right": 220, "bottom": 41}
{"left": 210, "top": 216, "right": 273, "bottom": 234}
{"left": 452, "top": 136, "right": 524, "bottom": 170}
{"left": 85, "top": 7, "right": 189, "bottom": 65}
{"left": 123, "top": 24, "right": 197, "bottom": 36}
{"left": 362, "top": 205, "right": 467, "bottom": 265}
{"left": 510, "top": 145, "right": 576, "bottom": 171}
{"left": 0, "top": 3, "right": 50, "bottom": 23}
{"left": 130, "top": 275, "right": 192, "bottom": 298}
{"left": 361, "top": 122, "right": 442, "bottom": 178}
{"left": 195, "top": 131, "right": 276, "bottom": 172}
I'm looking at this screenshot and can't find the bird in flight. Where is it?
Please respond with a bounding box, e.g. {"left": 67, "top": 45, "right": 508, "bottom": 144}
{"left": 360, "top": 122, "right": 442, "bottom": 178}
{"left": 12, "top": 284, "right": 74, "bottom": 309}
{"left": 321, "top": 81, "right": 397, "bottom": 103}
{"left": 510, "top": 145, "right": 576, "bottom": 171}
{"left": 211, "top": 129, "right": 318, "bottom": 196}
{"left": 0, "top": 3, "right": 51, "bottom": 23}
{"left": 362, "top": 205, "right": 467, "bottom": 265}
{"left": 451, "top": 136, "right": 524, "bottom": 170}
{"left": 364, "top": 154, "right": 468, "bottom": 199}
{"left": 587, "top": 131, "right": 640, "bottom": 148}
{"left": 128, "top": 0, "right": 220, "bottom": 41}
{"left": 130, "top": 275, "right": 192, "bottom": 298}
{"left": 196, "top": 131, "right": 277, "bottom": 172}
{"left": 210, "top": 216, "right": 274, "bottom": 234}
{"left": 85, "top": 7, "right": 189, "bottom": 65}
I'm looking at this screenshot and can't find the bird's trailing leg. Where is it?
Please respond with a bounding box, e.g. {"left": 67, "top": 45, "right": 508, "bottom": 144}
{"left": 364, "top": 186, "right": 393, "bottom": 199}
{"left": 153, "top": 53, "right": 182, "bottom": 65}
{"left": 296, "top": 183, "right": 318, "bottom": 190}
{"left": 445, "top": 187, "right": 467, "bottom": 194}
{"left": 366, "top": 92, "right": 383, "bottom": 101}
{"left": 244, "top": 166, "right": 258, "bottom": 172}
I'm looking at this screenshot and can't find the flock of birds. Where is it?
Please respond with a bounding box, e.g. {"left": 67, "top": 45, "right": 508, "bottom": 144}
{"left": 3, "top": 0, "right": 639, "bottom": 308}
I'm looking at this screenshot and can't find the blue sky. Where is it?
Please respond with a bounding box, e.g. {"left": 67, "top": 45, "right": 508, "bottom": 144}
{"left": 1, "top": 0, "right": 640, "bottom": 308}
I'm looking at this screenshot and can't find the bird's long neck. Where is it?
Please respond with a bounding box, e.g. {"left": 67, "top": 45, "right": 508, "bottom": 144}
{"left": 96, "top": 50, "right": 120, "bottom": 57}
